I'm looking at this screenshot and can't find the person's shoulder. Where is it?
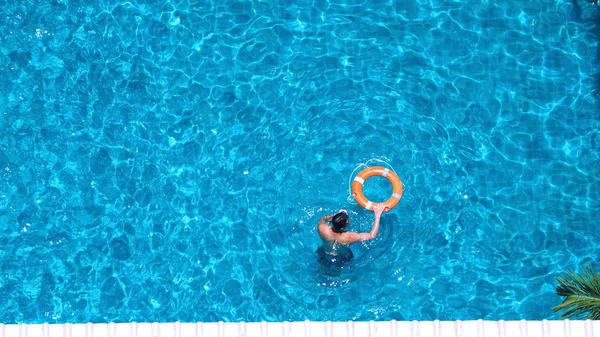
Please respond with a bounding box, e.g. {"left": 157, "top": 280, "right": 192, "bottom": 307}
{"left": 338, "top": 231, "right": 360, "bottom": 244}
{"left": 318, "top": 222, "right": 330, "bottom": 230}
{"left": 318, "top": 223, "right": 332, "bottom": 236}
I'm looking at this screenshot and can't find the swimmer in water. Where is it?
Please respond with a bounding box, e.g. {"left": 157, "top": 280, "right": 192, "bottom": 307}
{"left": 316, "top": 204, "right": 386, "bottom": 274}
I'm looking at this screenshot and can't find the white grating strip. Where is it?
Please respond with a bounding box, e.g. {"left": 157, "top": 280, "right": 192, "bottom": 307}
{"left": 194, "top": 322, "right": 202, "bottom": 337}
{"left": 85, "top": 322, "right": 92, "bottom": 337}
{"left": 520, "top": 319, "right": 528, "bottom": 337}
{"left": 2, "top": 321, "right": 600, "bottom": 337}
{"left": 585, "top": 320, "right": 594, "bottom": 337}
{"left": 497, "top": 320, "right": 505, "bottom": 337}
{"left": 65, "top": 322, "right": 71, "bottom": 337}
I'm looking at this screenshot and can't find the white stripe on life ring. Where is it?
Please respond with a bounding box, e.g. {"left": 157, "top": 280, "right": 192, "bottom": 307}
{"left": 392, "top": 193, "right": 402, "bottom": 199}
{"left": 354, "top": 177, "right": 365, "bottom": 184}
{"left": 382, "top": 168, "right": 389, "bottom": 177}
{"left": 365, "top": 201, "right": 373, "bottom": 210}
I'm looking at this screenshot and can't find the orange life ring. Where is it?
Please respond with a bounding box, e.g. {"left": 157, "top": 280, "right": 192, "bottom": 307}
{"left": 352, "top": 166, "right": 403, "bottom": 211}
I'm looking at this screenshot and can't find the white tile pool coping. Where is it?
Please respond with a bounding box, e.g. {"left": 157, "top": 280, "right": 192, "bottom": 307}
{"left": 0, "top": 320, "right": 597, "bottom": 337}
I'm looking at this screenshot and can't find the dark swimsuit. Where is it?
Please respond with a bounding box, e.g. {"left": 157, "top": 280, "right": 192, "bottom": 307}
{"left": 316, "top": 243, "right": 354, "bottom": 267}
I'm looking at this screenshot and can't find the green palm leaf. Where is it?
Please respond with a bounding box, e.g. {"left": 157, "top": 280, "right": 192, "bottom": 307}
{"left": 552, "top": 265, "right": 600, "bottom": 320}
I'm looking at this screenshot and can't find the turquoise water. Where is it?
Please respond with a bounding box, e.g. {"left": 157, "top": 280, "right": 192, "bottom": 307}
{"left": 1, "top": 0, "right": 599, "bottom": 323}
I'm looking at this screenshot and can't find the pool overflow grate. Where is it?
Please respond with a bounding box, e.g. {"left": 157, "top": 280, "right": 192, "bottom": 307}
{"left": 0, "top": 320, "right": 597, "bottom": 337}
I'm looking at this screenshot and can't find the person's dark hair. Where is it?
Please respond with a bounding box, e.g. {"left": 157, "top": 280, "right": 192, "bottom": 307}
{"left": 331, "top": 211, "right": 349, "bottom": 233}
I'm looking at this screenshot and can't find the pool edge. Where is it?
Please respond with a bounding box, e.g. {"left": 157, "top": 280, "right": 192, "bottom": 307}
{"left": 0, "top": 319, "right": 596, "bottom": 336}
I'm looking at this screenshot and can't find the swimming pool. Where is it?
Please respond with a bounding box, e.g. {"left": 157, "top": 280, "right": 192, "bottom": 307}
{"left": 0, "top": 0, "right": 598, "bottom": 323}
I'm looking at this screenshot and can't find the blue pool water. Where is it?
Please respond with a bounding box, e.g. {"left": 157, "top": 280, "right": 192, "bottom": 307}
{"left": 1, "top": 0, "right": 599, "bottom": 323}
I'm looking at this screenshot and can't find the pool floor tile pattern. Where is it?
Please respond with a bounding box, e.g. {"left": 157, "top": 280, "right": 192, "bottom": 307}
{"left": 0, "top": 320, "right": 598, "bottom": 337}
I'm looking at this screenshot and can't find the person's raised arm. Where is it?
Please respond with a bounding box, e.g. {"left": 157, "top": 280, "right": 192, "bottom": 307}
{"left": 368, "top": 204, "right": 385, "bottom": 238}
{"left": 318, "top": 213, "right": 335, "bottom": 226}
{"left": 346, "top": 204, "right": 385, "bottom": 242}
